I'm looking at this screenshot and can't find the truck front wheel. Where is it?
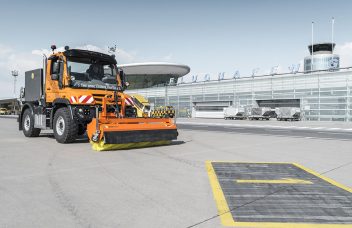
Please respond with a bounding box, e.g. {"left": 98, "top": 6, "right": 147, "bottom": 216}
{"left": 53, "top": 107, "right": 78, "bottom": 143}
{"left": 22, "top": 109, "right": 41, "bottom": 137}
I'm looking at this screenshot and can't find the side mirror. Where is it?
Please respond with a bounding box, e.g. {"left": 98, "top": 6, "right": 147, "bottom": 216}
{"left": 119, "top": 69, "right": 125, "bottom": 80}
{"left": 119, "top": 69, "right": 130, "bottom": 89}
{"left": 20, "top": 87, "right": 25, "bottom": 98}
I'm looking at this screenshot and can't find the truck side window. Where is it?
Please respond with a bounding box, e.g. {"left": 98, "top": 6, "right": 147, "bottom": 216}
{"left": 51, "top": 60, "right": 60, "bottom": 75}
{"left": 50, "top": 58, "right": 63, "bottom": 88}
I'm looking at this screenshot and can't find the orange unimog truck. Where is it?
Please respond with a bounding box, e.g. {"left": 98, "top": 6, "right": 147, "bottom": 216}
{"left": 18, "top": 45, "right": 178, "bottom": 151}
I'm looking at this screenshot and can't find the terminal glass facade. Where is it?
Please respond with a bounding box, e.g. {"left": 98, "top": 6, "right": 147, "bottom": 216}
{"left": 127, "top": 69, "right": 352, "bottom": 121}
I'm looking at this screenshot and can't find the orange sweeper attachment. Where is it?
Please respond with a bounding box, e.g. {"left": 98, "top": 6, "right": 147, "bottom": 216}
{"left": 86, "top": 93, "right": 178, "bottom": 151}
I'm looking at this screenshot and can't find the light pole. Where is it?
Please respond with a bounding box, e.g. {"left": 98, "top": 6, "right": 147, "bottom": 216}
{"left": 11, "top": 70, "right": 19, "bottom": 114}
{"left": 11, "top": 70, "right": 19, "bottom": 98}
{"left": 311, "top": 21, "right": 314, "bottom": 72}
{"left": 251, "top": 68, "right": 259, "bottom": 106}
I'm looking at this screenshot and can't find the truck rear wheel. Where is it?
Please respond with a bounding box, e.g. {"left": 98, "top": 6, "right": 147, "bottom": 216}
{"left": 53, "top": 107, "right": 78, "bottom": 143}
{"left": 22, "top": 109, "right": 41, "bottom": 137}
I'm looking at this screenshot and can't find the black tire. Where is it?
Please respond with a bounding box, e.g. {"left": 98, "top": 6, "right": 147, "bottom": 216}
{"left": 53, "top": 107, "right": 78, "bottom": 143}
{"left": 22, "top": 109, "right": 41, "bottom": 137}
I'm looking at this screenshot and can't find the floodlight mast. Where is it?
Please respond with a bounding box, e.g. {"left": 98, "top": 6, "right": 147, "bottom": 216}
{"left": 311, "top": 21, "right": 314, "bottom": 72}
{"left": 11, "top": 70, "right": 19, "bottom": 114}
{"left": 11, "top": 70, "right": 18, "bottom": 98}
{"left": 331, "top": 17, "right": 335, "bottom": 54}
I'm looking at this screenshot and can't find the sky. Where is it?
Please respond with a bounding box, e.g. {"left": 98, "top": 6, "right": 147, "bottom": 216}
{"left": 1, "top": 0, "right": 352, "bottom": 98}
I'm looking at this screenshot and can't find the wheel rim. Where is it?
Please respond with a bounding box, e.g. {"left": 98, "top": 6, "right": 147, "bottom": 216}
{"left": 56, "top": 116, "right": 65, "bottom": 136}
{"left": 24, "top": 115, "right": 30, "bottom": 131}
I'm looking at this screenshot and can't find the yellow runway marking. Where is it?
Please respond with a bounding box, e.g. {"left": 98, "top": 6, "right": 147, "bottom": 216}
{"left": 205, "top": 161, "right": 234, "bottom": 226}
{"left": 236, "top": 178, "right": 313, "bottom": 184}
{"left": 293, "top": 163, "right": 352, "bottom": 194}
{"left": 206, "top": 161, "right": 352, "bottom": 227}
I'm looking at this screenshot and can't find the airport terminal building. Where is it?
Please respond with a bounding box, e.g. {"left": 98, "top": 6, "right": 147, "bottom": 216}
{"left": 128, "top": 43, "right": 352, "bottom": 121}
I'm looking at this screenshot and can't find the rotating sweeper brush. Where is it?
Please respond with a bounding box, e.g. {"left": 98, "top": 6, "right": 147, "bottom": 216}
{"left": 86, "top": 95, "right": 178, "bottom": 151}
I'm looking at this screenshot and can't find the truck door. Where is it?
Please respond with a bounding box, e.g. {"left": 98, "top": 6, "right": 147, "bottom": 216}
{"left": 45, "top": 57, "right": 63, "bottom": 102}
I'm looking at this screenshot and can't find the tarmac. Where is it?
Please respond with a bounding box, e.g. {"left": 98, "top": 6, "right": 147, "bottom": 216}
{"left": 0, "top": 117, "right": 351, "bottom": 228}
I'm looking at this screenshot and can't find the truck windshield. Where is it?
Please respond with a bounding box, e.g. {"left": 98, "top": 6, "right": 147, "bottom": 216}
{"left": 67, "top": 60, "right": 120, "bottom": 91}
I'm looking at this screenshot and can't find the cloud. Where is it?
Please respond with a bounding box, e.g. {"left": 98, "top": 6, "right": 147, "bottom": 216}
{"left": 335, "top": 42, "right": 352, "bottom": 68}
{"left": 116, "top": 48, "right": 138, "bottom": 64}
{"left": 0, "top": 44, "right": 42, "bottom": 99}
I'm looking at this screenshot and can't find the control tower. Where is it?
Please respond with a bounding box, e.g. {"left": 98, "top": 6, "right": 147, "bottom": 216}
{"left": 304, "top": 43, "right": 340, "bottom": 72}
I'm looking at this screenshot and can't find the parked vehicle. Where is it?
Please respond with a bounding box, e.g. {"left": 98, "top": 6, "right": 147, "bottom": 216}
{"left": 224, "top": 106, "right": 246, "bottom": 120}
{"left": 248, "top": 107, "right": 271, "bottom": 120}
{"left": 276, "top": 107, "right": 301, "bottom": 121}
{"left": 0, "top": 108, "right": 9, "bottom": 115}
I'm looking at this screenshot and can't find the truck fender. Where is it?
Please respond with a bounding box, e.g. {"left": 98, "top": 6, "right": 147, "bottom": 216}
{"left": 50, "top": 98, "right": 74, "bottom": 129}
{"left": 19, "top": 103, "right": 35, "bottom": 131}
{"left": 52, "top": 98, "right": 71, "bottom": 106}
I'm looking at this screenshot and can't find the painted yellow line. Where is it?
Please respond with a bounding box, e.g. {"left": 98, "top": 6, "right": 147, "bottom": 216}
{"left": 205, "top": 161, "right": 352, "bottom": 227}
{"left": 205, "top": 161, "right": 235, "bottom": 226}
{"left": 236, "top": 178, "right": 313, "bottom": 184}
{"left": 293, "top": 163, "right": 352, "bottom": 193}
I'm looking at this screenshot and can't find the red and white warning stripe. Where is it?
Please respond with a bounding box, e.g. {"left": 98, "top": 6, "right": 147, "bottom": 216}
{"left": 78, "top": 95, "right": 94, "bottom": 104}
{"left": 69, "top": 95, "right": 94, "bottom": 104}
{"left": 125, "top": 97, "right": 134, "bottom": 106}
{"left": 70, "top": 96, "right": 77, "bottom": 103}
